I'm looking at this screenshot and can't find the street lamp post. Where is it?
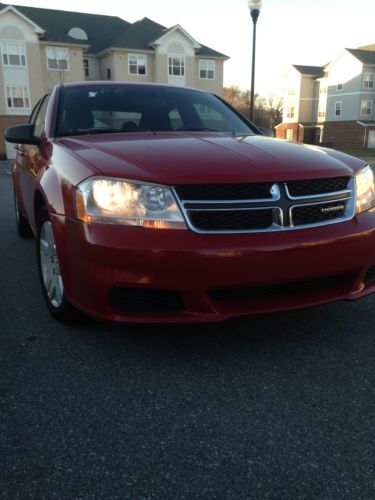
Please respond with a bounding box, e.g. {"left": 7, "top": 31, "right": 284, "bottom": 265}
{"left": 248, "top": 0, "right": 263, "bottom": 123}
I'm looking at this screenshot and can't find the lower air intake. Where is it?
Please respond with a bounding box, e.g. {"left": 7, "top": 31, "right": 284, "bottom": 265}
{"left": 110, "top": 288, "right": 184, "bottom": 313}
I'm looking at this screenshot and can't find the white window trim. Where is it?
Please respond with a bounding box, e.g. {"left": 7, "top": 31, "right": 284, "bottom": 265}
{"left": 5, "top": 85, "right": 31, "bottom": 113}
{"left": 286, "top": 106, "right": 295, "bottom": 119}
{"left": 168, "top": 55, "right": 185, "bottom": 78}
{"left": 199, "top": 59, "right": 215, "bottom": 80}
{"left": 45, "top": 46, "right": 69, "bottom": 71}
{"left": 128, "top": 53, "right": 147, "bottom": 76}
{"left": 363, "top": 72, "right": 375, "bottom": 89}
{"left": 1, "top": 40, "right": 27, "bottom": 68}
{"left": 360, "top": 99, "right": 373, "bottom": 116}
{"left": 334, "top": 101, "right": 342, "bottom": 117}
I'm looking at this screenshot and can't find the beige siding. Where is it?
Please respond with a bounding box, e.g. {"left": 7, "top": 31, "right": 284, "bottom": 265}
{"left": 194, "top": 59, "right": 224, "bottom": 96}
{"left": 154, "top": 53, "right": 168, "bottom": 84}
{"left": 185, "top": 56, "right": 195, "bottom": 87}
{"left": 298, "top": 76, "right": 315, "bottom": 122}
{"left": 107, "top": 51, "right": 155, "bottom": 82}
{"left": 26, "top": 42, "right": 44, "bottom": 106}
{"left": 39, "top": 45, "right": 85, "bottom": 93}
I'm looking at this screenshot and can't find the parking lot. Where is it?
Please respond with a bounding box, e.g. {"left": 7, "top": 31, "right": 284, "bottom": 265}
{"left": 0, "top": 160, "right": 374, "bottom": 499}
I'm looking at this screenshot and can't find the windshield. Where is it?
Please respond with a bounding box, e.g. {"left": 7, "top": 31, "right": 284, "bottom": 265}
{"left": 56, "top": 85, "right": 256, "bottom": 137}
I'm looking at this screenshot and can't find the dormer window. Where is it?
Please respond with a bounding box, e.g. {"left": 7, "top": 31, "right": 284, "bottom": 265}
{"left": 67, "top": 27, "right": 88, "bottom": 40}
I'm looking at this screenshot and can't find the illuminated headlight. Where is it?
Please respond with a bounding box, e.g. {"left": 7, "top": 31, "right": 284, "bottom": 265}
{"left": 355, "top": 165, "right": 375, "bottom": 213}
{"left": 76, "top": 177, "right": 186, "bottom": 229}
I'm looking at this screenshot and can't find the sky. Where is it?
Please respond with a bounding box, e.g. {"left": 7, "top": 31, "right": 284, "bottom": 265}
{"left": 5, "top": 0, "right": 375, "bottom": 97}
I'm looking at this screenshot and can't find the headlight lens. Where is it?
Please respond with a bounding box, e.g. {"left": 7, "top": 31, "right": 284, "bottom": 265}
{"left": 76, "top": 177, "right": 186, "bottom": 229}
{"left": 355, "top": 165, "right": 375, "bottom": 213}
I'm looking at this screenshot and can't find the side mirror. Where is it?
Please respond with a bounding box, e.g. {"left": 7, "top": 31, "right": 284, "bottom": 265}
{"left": 256, "top": 126, "right": 274, "bottom": 138}
{"left": 4, "top": 124, "right": 41, "bottom": 145}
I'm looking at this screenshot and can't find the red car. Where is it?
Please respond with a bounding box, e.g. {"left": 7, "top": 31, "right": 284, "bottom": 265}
{"left": 5, "top": 82, "right": 375, "bottom": 323}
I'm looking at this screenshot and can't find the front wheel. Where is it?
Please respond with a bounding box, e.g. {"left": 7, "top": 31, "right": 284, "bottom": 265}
{"left": 36, "top": 209, "right": 77, "bottom": 322}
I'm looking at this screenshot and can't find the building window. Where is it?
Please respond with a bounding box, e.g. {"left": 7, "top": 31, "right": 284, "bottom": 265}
{"left": 360, "top": 99, "right": 373, "bottom": 116}
{"left": 5, "top": 86, "right": 30, "bottom": 109}
{"left": 286, "top": 129, "right": 293, "bottom": 141}
{"left": 46, "top": 47, "right": 69, "bottom": 70}
{"left": 318, "top": 106, "right": 326, "bottom": 118}
{"left": 107, "top": 68, "right": 111, "bottom": 80}
{"left": 1, "top": 42, "right": 26, "bottom": 67}
{"left": 168, "top": 56, "right": 185, "bottom": 77}
{"left": 83, "top": 58, "right": 89, "bottom": 77}
{"left": 199, "top": 59, "right": 215, "bottom": 80}
{"left": 287, "top": 88, "right": 296, "bottom": 96}
{"left": 336, "top": 83, "right": 343, "bottom": 91}
{"left": 128, "top": 54, "right": 147, "bottom": 75}
{"left": 363, "top": 73, "right": 374, "bottom": 89}
{"left": 287, "top": 106, "right": 295, "bottom": 118}
{"left": 335, "top": 101, "right": 342, "bottom": 117}
{"left": 319, "top": 87, "right": 327, "bottom": 94}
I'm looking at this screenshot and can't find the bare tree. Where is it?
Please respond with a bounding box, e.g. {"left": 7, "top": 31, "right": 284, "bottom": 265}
{"left": 223, "top": 86, "right": 283, "bottom": 131}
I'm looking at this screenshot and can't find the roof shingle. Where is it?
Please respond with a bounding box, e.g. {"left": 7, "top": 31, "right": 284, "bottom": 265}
{"left": 346, "top": 48, "right": 375, "bottom": 65}
{"left": 0, "top": 3, "right": 228, "bottom": 58}
{"left": 292, "top": 65, "right": 325, "bottom": 77}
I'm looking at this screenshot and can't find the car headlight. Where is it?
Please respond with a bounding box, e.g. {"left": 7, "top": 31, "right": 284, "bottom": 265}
{"left": 355, "top": 165, "right": 375, "bottom": 213}
{"left": 76, "top": 177, "right": 186, "bottom": 229}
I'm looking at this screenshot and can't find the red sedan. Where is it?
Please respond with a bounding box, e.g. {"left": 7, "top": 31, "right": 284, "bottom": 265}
{"left": 5, "top": 82, "right": 375, "bottom": 323}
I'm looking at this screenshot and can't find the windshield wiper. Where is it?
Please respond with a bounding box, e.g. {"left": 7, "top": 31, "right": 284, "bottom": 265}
{"left": 58, "top": 128, "right": 121, "bottom": 138}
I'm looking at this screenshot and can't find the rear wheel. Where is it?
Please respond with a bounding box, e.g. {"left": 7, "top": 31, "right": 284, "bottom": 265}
{"left": 14, "top": 186, "right": 33, "bottom": 238}
{"left": 36, "top": 208, "right": 77, "bottom": 322}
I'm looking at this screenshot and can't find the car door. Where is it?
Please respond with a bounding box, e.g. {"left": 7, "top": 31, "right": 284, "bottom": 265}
{"left": 17, "top": 95, "right": 50, "bottom": 228}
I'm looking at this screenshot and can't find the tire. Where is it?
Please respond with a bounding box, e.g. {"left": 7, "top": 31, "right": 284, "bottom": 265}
{"left": 36, "top": 208, "right": 77, "bottom": 323}
{"left": 14, "top": 186, "right": 33, "bottom": 238}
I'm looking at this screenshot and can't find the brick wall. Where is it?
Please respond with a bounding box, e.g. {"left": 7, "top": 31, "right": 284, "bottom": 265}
{"left": 275, "top": 123, "right": 303, "bottom": 142}
{"left": 322, "top": 121, "right": 365, "bottom": 149}
{"left": 0, "top": 115, "right": 29, "bottom": 159}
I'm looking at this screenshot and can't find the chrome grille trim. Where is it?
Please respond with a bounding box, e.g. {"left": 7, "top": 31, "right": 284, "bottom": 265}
{"left": 173, "top": 177, "right": 356, "bottom": 234}
{"left": 284, "top": 184, "right": 352, "bottom": 201}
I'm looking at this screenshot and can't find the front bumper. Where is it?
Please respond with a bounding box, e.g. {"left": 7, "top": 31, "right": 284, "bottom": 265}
{"left": 51, "top": 210, "right": 375, "bottom": 323}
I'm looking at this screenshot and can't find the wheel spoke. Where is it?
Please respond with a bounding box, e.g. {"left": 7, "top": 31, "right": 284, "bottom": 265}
{"left": 39, "top": 220, "right": 64, "bottom": 308}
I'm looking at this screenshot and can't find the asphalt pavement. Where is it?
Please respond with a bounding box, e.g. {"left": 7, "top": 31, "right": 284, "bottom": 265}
{"left": 0, "top": 161, "right": 374, "bottom": 499}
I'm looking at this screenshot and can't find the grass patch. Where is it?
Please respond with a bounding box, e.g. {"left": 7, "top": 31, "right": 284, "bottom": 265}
{"left": 338, "top": 148, "right": 375, "bottom": 158}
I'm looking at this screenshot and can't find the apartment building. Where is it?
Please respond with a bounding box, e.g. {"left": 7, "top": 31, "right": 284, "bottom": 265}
{"left": 0, "top": 3, "right": 228, "bottom": 158}
{"left": 276, "top": 45, "right": 375, "bottom": 149}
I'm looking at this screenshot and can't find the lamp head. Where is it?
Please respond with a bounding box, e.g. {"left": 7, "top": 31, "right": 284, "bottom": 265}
{"left": 248, "top": 0, "right": 263, "bottom": 11}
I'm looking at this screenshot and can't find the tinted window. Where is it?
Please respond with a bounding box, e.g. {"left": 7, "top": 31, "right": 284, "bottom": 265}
{"left": 33, "top": 95, "right": 50, "bottom": 138}
{"left": 57, "top": 85, "right": 255, "bottom": 137}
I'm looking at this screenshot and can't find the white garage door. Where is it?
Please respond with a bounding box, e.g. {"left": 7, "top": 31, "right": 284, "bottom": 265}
{"left": 5, "top": 140, "right": 16, "bottom": 159}
{"left": 368, "top": 130, "right": 375, "bottom": 149}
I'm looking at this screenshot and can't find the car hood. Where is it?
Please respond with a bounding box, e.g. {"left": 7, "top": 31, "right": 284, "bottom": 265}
{"left": 56, "top": 132, "right": 366, "bottom": 185}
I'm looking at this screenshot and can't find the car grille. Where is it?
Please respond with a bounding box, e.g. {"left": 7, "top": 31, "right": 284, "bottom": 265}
{"left": 286, "top": 177, "right": 349, "bottom": 197}
{"left": 174, "top": 176, "right": 354, "bottom": 233}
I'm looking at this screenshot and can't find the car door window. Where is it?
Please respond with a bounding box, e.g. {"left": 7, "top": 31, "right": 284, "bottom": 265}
{"left": 28, "top": 99, "right": 43, "bottom": 125}
{"left": 33, "top": 95, "right": 50, "bottom": 138}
